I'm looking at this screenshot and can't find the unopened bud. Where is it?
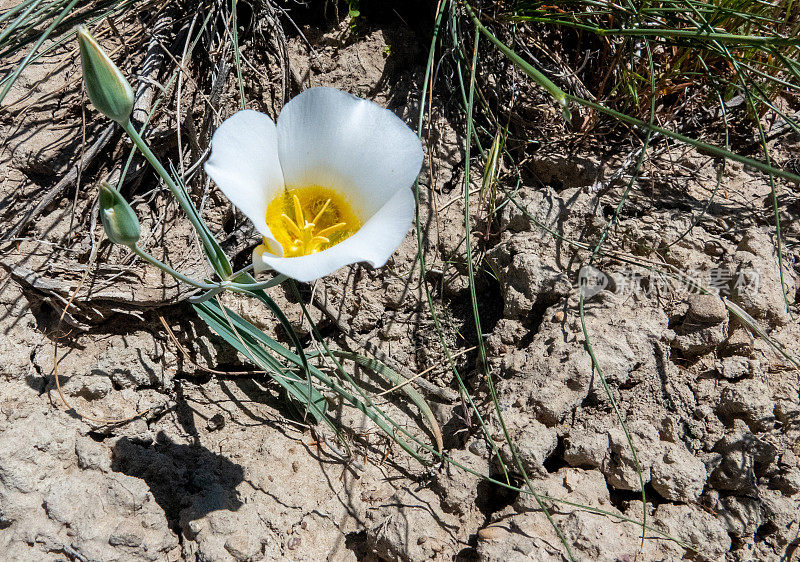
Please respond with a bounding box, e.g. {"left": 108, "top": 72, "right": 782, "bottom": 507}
{"left": 99, "top": 182, "right": 140, "bottom": 246}
{"left": 77, "top": 26, "right": 134, "bottom": 124}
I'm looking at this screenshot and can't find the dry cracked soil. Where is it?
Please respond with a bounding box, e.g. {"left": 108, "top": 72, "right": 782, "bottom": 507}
{"left": 1, "top": 2, "right": 800, "bottom": 561}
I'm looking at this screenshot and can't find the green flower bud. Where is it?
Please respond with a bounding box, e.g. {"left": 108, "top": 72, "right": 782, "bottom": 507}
{"left": 77, "top": 26, "right": 134, "bottom": 124}
{"left": 99, "top": 182, "right": 141, "bottom": 247}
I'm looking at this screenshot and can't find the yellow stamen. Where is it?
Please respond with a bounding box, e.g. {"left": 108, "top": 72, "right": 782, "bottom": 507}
{"left": 316, "top": 222, "right": 347, "bottom": 239}
{"left": 265, "top": 185, "right": 361, "bottom": 258}
{"left": 292, "top": 194, "right": 304, "bottom": 227}
{"left": 280, "top": 213, "right": 303, "bottom": 239}
{"left": 311, "top": 198, "right": 332, "bottom": 225}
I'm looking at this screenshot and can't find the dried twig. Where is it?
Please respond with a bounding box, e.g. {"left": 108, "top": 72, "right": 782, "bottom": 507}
{"left": 1, "top": 122, "right": 118, "bottom": 244}
{"left": 130, "top": 7, "right": 174, "bottom": 128}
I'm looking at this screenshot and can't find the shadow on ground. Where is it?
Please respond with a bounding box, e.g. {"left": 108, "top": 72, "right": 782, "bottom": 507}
{"left": 111, "top": 431, "right": 244, "bottom": 531}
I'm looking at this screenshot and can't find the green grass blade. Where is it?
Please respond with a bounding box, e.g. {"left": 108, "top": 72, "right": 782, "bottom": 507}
{"left": 464, "top": 2, "right": 571, "bottom": 120}
{"left": 466, "top": 11, "right": 800, "bottom": 185}
{"left": 231, "top": 0, "right": 246, "bottom": 110}
{"left": 0, "top": 0, "right": 46, "bottom": 44}
{"left": 316, "top": 350, "right": 443, "bottom": 454}
{"left": 0, "top": 0, "right": 80, "bottom": 106}
{"left": 193, "top": 298, "right": 329, "bottom": 424}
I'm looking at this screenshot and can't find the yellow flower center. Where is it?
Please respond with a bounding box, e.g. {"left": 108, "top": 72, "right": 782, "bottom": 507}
{"left": 265, "top": 185, "right": 361, "bottom": 257}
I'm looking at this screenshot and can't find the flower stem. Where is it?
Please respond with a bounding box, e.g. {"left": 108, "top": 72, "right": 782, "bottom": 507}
{"left": 122, "top": 119, "right": 232, "bottom": 277}
{"left": 132, "top": 245, "right": 217, "bottom": 290}
{"left": 228, "top": 263, "right": 254, "bottom": 279}
{"left": 229, "top": 274, "right": 288, "bottom": 291}
{"left": 133, "top": 241, "right": 286, "bottom": 294}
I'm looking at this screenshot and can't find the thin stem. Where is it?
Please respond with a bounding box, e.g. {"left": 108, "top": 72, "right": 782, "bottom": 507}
{"left": 231, "top": 0, "right": 246, "bottom": 110}
{"left": 464, "top": 18, "right": 576, "bottom": 561}
{"left": 229, "top": 263, "right": 254, "bottom": 279}
{"left": 229, "top": 274, "right": 288, "bottom": 291}
{"left": 413, "top": 1, "right": 511, "bottom": 478}
{"left": 595, "top": 26, "right": 799, "bottom": 44}
{"left": 132, "top": 245, "right": 217, "bottom": 289}
{"left": 122, "top": 119, "right": 231, "bottom": 276}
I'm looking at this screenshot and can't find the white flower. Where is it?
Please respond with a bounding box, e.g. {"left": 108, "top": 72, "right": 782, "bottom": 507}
{"left": 204, "top": 87, "right": 424, "bottom": 282}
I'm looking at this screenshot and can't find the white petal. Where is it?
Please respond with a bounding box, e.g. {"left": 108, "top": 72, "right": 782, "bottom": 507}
{"left": 276, "top": 87, "right": 424, "bottom": 218}
{"left": 204, "top": 110, "right": 284, "bottom": 254}
{"left": 254, "top": 187, "right": 415, "bottom": 282}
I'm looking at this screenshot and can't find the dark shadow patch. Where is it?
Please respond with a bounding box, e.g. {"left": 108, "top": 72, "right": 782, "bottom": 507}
{"left": 440, "top": 410, "right": 470, "bottom": 451}
{"left": 88, "top": 431, "right": 109, "bottom": 443}
{"left": 111, "top": 431, "right": 244, "bottom": 532}
{"left": 543, "top": 437, "right": 568, "bottom": 473}
{"left": 344, "top": 530, "right": 370, "bottom": 559}
{"left": 522, "top": 297, "right": 552, "bottom": 343}
{"left": 455, "top": 545, "right": 480, "bottom": 561}
{"left": 172, "top": 380, "right": 201, "bottom": 442}
{"left": 756, "top": 520, "right": 779, "bottom": 539}
{"left": 476, "top": 473, "right": 519, "bottom": 518}
{"left": 608, "top": 483, "right": 663, "bottom": 513}
{"left": 607, "top": 487, "right": 644, "bottom": 513}
{"left": 448, "top": 268, "right": 505, "bottom": 356}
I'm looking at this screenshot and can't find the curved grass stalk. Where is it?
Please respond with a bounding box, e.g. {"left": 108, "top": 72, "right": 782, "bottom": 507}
{"left": 288, "top": 287, "right": 432, "bottom": 463}
{"left": 584, "top": 26, "right": 797, "bottom": 46}
{"left": 297, "top": 294, "right": 698, "bottom": 553}
{"left": 0, "top": 0, "right": 140, "bottom": 63}
{"left": 435, "top": 450, "right": 696, "bottom": 553}
{"left": 199, "top": 289, "right": 442, "bottom": 465}
{"left": 569, "top": 97, "right": 800, "bottom": 181}
{"left": 246, "top": 280, "right": 317, "bottom": 424}
{"left": 413, "top": 0, "right": 517, "bottom": 484}
{"left": 0, "top": 0, "right": 80, "bottom": 105}
{"left": 744, "top": 89, "right": 792, "bottom": 318}
{"left": 195, "top": 296, "right": 335, "bottom": 434}
{"left": 724, "top": 300, "right": 800, "bottom": 369}
{"left": 462, "top": 9, "right": 797, "bottom": 555}
{"left": 462, "top": 21, "right": 575, "bottom": 561}
{"left": 449, "top": 6, "right": 486, "bottom": 154}
{"left": 230, "top": 0, "right": 246, "bottom": 110}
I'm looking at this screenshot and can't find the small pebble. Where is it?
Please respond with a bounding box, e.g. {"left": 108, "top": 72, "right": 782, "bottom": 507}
{"left": 477, "top": 525, "right": 506, "bottom": 541}
{"left": 207, "top": 413, "right": 225, "bottom": 432}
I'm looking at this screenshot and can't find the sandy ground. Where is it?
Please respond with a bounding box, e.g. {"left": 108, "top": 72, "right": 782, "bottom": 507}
{"left": 1, "top": 3, "right": 799, "bottom": 561}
